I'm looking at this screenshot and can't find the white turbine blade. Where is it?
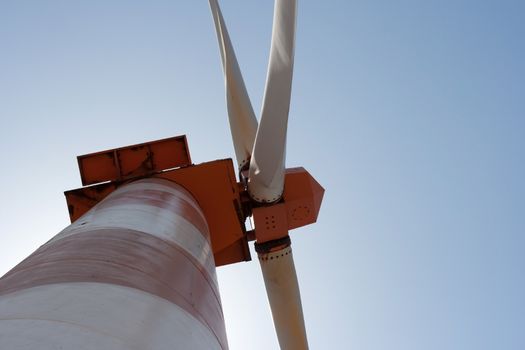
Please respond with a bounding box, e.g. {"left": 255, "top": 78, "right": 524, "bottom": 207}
{"left": 249, "top": 0, "right": 297, "bottom": 202}
{"left": 209, "top": 0, "right": 258, "bottom": 170}
{"left": 258, "top": 245, "right": 308, "bottom": 349}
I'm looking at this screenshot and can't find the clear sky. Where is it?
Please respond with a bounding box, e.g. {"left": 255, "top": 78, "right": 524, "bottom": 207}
{"left": 1, "top": 1, "right": 524, "bottom": 349}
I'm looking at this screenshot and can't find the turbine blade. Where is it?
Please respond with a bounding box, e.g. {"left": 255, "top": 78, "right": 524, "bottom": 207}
{"left": 249, "top": 0, "right": 297, "bottom": 202}
{"left": 258, "top": 243, "right": 309, "bottom": 349}
{"left": 209, "top": 0, "right": 258, "bottom": 170}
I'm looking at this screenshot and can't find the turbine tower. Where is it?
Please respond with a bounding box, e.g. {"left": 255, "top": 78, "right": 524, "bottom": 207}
{"left": 0, "top": 1, "right": 324, "bottom": 349}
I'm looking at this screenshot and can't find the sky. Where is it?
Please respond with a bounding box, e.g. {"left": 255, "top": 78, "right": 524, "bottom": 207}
{"left": 1, "top": 1, "right": 524, "bottom": 349}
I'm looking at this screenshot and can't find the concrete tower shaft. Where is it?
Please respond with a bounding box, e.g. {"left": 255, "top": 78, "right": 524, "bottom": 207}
{"left": 0, "top": 178, "right": 228, "bottom": 349}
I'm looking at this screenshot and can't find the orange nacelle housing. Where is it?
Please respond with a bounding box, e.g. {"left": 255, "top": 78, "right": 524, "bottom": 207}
{"left": 283, "top": 167, "right": 325, "bottom": 230}
{"left": 65, "top": 135, "right": 324, "bottom": 266}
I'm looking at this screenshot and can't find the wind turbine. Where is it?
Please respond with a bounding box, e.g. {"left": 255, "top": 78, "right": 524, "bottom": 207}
{"left": 0, "top": 1, "right": 323, "bottom": 349}
{"left": 209, "top": 0, "right": 323, "bottom": 348}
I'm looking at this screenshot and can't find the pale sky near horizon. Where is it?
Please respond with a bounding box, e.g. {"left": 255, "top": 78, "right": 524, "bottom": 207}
{"left": 1, "top": 1, "right": 524, "bottom": 349}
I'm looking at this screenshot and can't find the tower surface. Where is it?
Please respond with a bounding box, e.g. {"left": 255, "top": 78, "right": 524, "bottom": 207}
{"left": 0, "top": 178, "right": 228, "bottom": 349}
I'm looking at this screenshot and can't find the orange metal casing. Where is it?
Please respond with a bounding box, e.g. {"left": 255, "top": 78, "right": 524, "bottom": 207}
{"left": 252, "top": 167, "right": 325, "bottom": 244}
{"left": 252, "top": 203, "right": 289, "bottom": 244}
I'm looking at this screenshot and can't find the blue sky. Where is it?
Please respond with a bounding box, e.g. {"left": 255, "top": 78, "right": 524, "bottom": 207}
{"left": 1, "top": 1, "right": 524, "bottom": 349}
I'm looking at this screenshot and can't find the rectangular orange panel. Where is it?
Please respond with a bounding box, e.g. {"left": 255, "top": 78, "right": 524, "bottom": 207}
{"left": 78, "top": 135, "right": 191, "bottom": 186}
